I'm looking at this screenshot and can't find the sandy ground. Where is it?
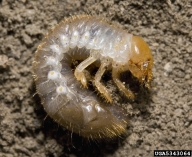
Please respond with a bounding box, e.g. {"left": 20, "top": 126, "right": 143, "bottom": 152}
{"left": 0, "top": 0, "right": 192, "bottom": 157}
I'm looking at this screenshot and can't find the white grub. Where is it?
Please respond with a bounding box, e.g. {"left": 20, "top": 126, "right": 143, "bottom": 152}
{"left": 33, "top": 15, "right": 153, "bottom": 139}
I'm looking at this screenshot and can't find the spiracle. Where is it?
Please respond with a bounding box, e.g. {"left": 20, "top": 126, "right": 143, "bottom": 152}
{"left": 32, "top": 15, "right": 153, "bottom": 139}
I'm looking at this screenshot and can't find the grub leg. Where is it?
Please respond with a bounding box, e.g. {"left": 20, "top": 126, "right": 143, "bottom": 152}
{"left": 94, "top": 61, "right": 112, "bottom": 103}
{"left": 74, "top": 55, "right": 97, "bottom": 88}
{"left": 112, "top": 67, "right": 135, "bottom": 99}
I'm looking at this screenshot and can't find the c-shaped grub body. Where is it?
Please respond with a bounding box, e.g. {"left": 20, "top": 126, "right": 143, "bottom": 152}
{"left": 33, "top": 15, "right": 153, "bottom": 139}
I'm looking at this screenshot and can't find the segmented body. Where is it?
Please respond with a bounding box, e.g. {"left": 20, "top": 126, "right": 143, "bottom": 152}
{"left": 33, "top": 15, "right": 153, "bottom": 138}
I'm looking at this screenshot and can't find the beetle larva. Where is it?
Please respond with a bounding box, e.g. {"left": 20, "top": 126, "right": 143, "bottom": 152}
{"left": 33, "top": 15, "right": 153, "bottom": 139}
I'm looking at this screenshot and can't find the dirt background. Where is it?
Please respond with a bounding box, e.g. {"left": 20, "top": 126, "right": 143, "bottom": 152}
{"left": 0, "top": 0, "right": 192, "bottom": 157}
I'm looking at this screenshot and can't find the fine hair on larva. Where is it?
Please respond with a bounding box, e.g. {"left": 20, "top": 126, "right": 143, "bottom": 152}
{"left": 33, "top": 15, "right": 153, "bottom": 139}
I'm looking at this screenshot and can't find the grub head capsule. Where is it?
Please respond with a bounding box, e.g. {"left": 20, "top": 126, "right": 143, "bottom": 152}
{"left": 128, "top": 36, "right": 153, "bottom": 88}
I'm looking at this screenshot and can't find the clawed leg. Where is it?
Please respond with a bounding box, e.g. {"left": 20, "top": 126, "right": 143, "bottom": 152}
{"left": 112, "top": 67, "right": 135, "bottom": 99}
{"left": 94, "top": 61, "right": 113, "bottom": 103}
{"left": 74, "top": 55, "right": 97, "bottom": 88}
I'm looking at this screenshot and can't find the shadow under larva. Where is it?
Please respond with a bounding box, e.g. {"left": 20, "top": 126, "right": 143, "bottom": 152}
{"left": 32, "top": 15, "right": 153, "bottom": 139}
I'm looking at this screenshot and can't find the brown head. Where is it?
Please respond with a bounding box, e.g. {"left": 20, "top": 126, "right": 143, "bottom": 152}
{"left": 128, "top": 36, "right": 153, "bottom": 88}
